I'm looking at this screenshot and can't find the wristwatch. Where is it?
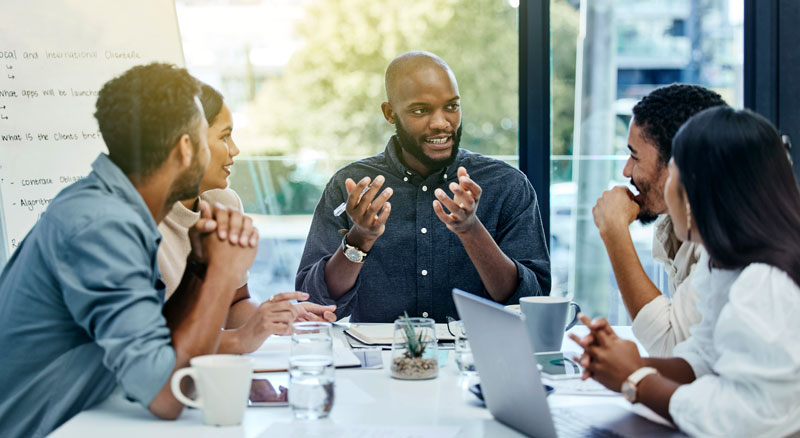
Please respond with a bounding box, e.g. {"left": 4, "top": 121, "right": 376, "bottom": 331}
{"left": 341, "top": 234, "right": 369, "bottom": 263}
{"left": 621, "top": 367, "right": 658, "bottom": 403}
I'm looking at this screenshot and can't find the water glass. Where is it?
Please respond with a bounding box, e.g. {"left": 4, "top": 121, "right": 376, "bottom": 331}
{"left": 289, "top": 321, "right": 334, "bottom": 420}
{"left": 451, "top": 320, "right": 476, "bottom": 375}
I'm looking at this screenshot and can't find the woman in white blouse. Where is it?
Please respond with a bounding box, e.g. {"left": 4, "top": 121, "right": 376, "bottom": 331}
{"left": 158, "top": 83, "right": 336, "bottom": 354}
{"left": 570, "top": 107, "right": 800, "bottom": 437}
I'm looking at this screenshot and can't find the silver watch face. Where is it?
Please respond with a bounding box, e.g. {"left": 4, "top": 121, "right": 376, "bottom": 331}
{"left": 344, "top": 247, "right": 365, "bottom": 262}
{"left": 621, "top": 381, "right": 636, "bottom": 402}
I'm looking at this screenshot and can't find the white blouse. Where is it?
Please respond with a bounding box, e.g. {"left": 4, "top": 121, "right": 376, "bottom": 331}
{"left": 670, "top": 252, "right": 800, "bottom": 437}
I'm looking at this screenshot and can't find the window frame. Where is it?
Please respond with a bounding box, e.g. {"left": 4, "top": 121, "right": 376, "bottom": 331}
{"left": 519, "top": 0, "right": 551, "bottom": 243}
{"left": 519, "top": 0, "right": 796, "bottom": 251}
{"left": 744, "top": 0, "right": 800, "bottom": 179}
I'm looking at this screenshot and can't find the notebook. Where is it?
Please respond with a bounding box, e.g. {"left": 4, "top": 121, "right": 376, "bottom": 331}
{"left": 344, "top": 323, "right": 455, "bottom": 346}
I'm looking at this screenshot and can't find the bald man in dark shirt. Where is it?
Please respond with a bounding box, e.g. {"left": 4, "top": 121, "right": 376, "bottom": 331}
{"left": 297, "top": 51, "right": 550, "bottom": 322}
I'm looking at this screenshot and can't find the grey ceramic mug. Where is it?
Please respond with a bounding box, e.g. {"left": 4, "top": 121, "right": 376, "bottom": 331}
{"left": 518, "top": 296, "right": 581, "bottom": 353}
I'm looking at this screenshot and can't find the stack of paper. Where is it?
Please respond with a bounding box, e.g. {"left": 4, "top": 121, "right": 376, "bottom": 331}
{"left": 247, "top": 335, "right": 361, "bottom": 372}
{"left": 345, "top": 323, "right": 455, "bottom": 345}
{"left": 542, "top": 377, "right": 617, "bottom": 396}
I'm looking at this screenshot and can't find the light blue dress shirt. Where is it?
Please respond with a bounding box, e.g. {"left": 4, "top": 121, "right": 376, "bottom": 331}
{"left": 0, "top": 154, "right": 176, "bottom": 438}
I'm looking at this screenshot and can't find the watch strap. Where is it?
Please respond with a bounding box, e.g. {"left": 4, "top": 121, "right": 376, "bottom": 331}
{"left": 627, "top": 367, "right": 658, "bottom": 386}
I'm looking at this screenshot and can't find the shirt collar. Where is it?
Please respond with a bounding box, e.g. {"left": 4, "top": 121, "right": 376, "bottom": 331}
{"left": 384, "top": 135, "right": 462, "bottom": 185}
{"left": 653, "top": 214, "right": 680, "bottom": 263}
{"left": 91, "top": 153, "right": 160, "bottom": 236}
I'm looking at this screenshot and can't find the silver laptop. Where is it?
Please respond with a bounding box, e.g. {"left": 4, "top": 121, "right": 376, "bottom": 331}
{"left": 452, "top": 288, "right": 685, "bottom": 438}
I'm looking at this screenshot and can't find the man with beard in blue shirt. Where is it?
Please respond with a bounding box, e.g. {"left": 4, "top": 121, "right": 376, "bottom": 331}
{"left": 297, "top": 52, "right": 551, "bottom": 322}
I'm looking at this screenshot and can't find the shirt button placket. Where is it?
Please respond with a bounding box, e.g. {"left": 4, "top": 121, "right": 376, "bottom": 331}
{"left": 416, "top": 180, "right": 432, "bottom": 319}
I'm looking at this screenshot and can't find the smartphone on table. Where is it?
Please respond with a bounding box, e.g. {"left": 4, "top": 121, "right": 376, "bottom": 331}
{"left": 536, "top": 352, "right": 582, "bottom": 380}
{"left": 249, "top": 377, "right": 289, "bottom": 407}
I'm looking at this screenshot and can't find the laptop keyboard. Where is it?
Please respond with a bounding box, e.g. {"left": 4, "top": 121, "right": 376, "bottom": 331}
{"left": 552, "top": 409, "right": 626, "bottom": 438}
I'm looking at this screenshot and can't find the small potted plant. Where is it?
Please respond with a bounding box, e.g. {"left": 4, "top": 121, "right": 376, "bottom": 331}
{"left": 390, "top": 312, "right": 438, "bottom": 380}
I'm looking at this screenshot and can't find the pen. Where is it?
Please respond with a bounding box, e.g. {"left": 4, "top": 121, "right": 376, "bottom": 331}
{"left": 333, "top": 184, "right": 371, "bottom": 216}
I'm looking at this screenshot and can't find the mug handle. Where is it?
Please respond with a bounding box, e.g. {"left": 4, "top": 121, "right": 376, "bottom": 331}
{"left": 565, "top": 302, "right": 581, "bottom": 331}
{"left": 170, "top": 367, "right": 203, "bottom": 409}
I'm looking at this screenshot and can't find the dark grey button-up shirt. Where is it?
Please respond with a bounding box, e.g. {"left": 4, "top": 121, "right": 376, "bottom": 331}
{"left": 0, "top": 154, "right": 175, "bottom": 438}
{"left": 296, "top": 138, "right": 550, "bottom": 323}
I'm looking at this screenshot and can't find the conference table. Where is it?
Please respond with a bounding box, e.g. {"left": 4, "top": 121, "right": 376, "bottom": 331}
{"left": 52, "top": 325, "right": 665, "bottom": 438}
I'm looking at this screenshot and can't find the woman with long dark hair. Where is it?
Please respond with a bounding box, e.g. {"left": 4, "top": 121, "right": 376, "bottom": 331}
{"left": 570, "top": 107, "right": 800, "bottom": 436}
{"left": 158, "top": 83, "right": 336, "bottom": 354}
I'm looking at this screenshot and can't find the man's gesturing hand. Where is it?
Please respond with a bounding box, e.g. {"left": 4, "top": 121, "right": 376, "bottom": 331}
{"left": 344, "top": 175, "right": 393, "bottom": 251}
{"left": 433, "top": 167, "right": 482, "bottom": 235}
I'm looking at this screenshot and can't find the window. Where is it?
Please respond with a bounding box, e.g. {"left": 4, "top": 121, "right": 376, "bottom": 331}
{"left": 549, "top": 0, "right": 744, "bottom": 323}
{"left": 176, "top": 0, "right": 520, "bottom": 301}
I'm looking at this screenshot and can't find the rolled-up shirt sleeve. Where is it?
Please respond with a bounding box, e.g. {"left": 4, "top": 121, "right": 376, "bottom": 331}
{"left": 669, "top": 266, "right": 800, "bottom": 437}
{"left": 296, "top": 175, "right": 362, "bottom": 317}
{"left": 494, "top": 175, "right": 550, "bottom": 302}
{"left": 631, "top": 276, "right": 701, "bottom": 357}
{"left": 57, "top": 215, "right": 175, "bottom": 407}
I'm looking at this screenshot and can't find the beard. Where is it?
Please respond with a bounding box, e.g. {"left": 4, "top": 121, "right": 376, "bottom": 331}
{"left": 167, "top": 153, "right": 205, "bottom": 206}
{"left": 395, "top": 118, "right": 462, "bottom": 171}
{"left": 630, "top": 178, "right": 661, "bottom": 225}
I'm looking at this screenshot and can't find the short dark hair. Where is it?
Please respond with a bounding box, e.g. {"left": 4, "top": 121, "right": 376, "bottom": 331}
{"left": 632, "top": 83, "right": 727, "bottom": 164}
{"left": 673, "top": 106, "right": 800, "bottom": 287}
{"left": 199, "top": 83, "right": 224, "bottom": 125}
{"left": 94, "top": 63, "right": 203, "bottom": 178}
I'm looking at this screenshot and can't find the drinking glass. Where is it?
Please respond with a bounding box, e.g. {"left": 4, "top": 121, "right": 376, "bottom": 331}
{"left": 288, "top": 321, "right": 334, "bottom": 420}
{"left": 448, "top": 318, "right": 476, "bottom": 375}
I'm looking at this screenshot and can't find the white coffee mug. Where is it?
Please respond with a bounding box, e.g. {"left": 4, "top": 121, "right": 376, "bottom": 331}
{"left": 507, "top": 296, "right": 580, "bottom": 353}
{"left": 170, "top": 354, "right": 253, "bottom": 426}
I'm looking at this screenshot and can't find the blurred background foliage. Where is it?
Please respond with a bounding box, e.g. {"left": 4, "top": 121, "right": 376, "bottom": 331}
{"left": 244, "top": 0, "right": 577, "bottom": 161}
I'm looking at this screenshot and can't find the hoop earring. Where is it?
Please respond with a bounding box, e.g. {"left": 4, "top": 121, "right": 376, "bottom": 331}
{"left": 685, "top": 201, "right": 692, "bottom": 241}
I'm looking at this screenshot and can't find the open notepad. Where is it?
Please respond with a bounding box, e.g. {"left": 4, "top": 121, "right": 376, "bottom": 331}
{"left": 247, "top": 335, "right": 361, "bottom": 372}
{"left": 344, "top": 323, "right": 455, "bottom": 346}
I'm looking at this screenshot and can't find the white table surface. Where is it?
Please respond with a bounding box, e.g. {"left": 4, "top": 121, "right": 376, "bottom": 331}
{"left": 51, "top": 326, "right": 647, "bottom": 438}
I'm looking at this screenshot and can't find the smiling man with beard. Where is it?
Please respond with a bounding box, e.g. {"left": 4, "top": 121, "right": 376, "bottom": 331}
{"left": 592, "top": 84, "right": 726, "bottom": 356}
{"left": 296, "top": 52, "right": 550, "bottom": 322}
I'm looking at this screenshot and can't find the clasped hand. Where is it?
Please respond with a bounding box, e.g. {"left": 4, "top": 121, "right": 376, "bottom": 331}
{"left": 568, "top": 313, "right": 645, "bottom": 392}
{"left": 187, "top": 201, "right": 259, "bottom": 272}
{"left": 434, "top": 166, "right": 482, "bottom": 235}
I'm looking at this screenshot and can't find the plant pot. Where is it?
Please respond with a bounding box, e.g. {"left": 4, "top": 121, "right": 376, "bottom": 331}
{"left": 391, "top": 355, "right": 439, "bottom": 380}
{"left": 390, "top": 316, "right": 439, "bottom": 380}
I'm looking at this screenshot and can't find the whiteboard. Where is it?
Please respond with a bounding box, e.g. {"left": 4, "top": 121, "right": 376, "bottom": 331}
{"left": 0, "top": 0, "right": 185, "bottom": 265}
